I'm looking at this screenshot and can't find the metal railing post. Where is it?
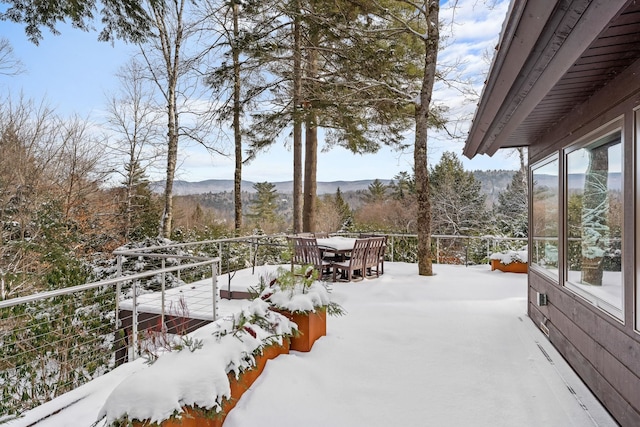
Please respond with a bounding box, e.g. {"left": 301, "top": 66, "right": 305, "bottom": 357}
{"left": 249, "top": 239, "right": 253, "bottom": 271}
{"left": 390, "top": 236, "right": 395, "bottom": 262}
{"left": 212, "top": 262, "right": 218, "bottom": 321}
{"left": 115, "top": 254, "right": 122, "bottom": 329}
{"left": 161, "top": 258, "right": 166, "bottom": 331}
{"left": 465, "top": 237, "right": 469, "bottom": 266}
{"left": 131, "top": 280, "right": 138, "bottom": 361}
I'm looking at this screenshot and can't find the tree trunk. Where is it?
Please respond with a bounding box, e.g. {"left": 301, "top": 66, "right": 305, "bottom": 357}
{"left": 302, "top": 26, "right": 319, "bottom": 233}
{"left": 232, "top": 2, "right": 243, "bottom": 234}
{"left": 124, "top": 156, "right": 135, "bottom": 239}
{"left": 162, "top": 105, "right": 178, "bottom": 238}
{"left": 155, "top": 0, "right": 184, "bottom": 239}
{"left": 292, "top": 5, "right": 303, "bottom": 234}
{"left": 303, "top": 113, "right": 317, "bottom": 232}
{"left": 415, "top": 1, "right": 439, "bottom": 276}
{"left": 581, "top": 146, "right": 609, "bottom": 285}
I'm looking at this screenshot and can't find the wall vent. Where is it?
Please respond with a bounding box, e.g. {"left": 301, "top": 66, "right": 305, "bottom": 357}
{"left": 536, "top": 292, "right": 548, "bottom": 306}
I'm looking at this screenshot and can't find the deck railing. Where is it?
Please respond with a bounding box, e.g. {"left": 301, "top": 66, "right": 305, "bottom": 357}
{"left": 0, "top": 258, "right": 219, "bottom": 418}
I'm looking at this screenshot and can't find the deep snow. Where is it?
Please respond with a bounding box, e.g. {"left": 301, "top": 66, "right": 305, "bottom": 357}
{"left": 10, "top": 263, "right": 617, "bottom": 427}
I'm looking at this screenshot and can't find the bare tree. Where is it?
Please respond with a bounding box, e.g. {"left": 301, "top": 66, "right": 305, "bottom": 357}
{"left": 0, "top": 38, "right": 24, "bottom": 76}
{"left": 46, "top": 116, "right": 109, "bottom": 223}
{"left": 0, "top": 97, "right": 104, "bottom": 297}
{"left": 105, "top": 58, "right": 164, "bottom": 239}
{"left": 138, "top": 0, "right": 220, "bottom": 238}
{"left": 0, "top": 96, "right": 54, "bottom": 299}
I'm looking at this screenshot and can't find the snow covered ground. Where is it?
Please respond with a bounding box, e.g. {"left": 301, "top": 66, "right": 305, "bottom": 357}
{"left": 10, "top": 263, "right": 617, "bottom": 427}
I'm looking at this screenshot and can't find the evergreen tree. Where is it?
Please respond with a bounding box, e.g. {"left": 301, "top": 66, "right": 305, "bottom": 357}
{"left": 389, "top": 171, "right": 415, "bottom": 200}
{"left": 122, "top": 161, "right": 159, "bottom": 241}
{"left": 334, "top": 187, "right": 353, "bottom": 230}
{"left": 234, "top": 1, "right": 426, "bottom": 233}
{"left": 430, "top": 152, "right": 488, "bottom": 236}
{"left": 247, "top": 182, "right": 281, "bottom": 232}
{"left": 363, "top": 179, "right": 387, "bottom": 203}
{"left": 1, "top": 0, "right": 159, "bottom": 44}
{"left": 494, "top": 169, "right": 528, "bottom": 238}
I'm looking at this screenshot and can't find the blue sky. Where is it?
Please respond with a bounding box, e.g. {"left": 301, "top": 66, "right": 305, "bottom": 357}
{"left": 0, "top": 0, "right": 518, "bottom": 183}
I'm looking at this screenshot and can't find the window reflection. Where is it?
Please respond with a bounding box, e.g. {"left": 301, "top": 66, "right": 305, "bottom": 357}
{"left": 566, "top": 131, "right": 622, "bottom": 316}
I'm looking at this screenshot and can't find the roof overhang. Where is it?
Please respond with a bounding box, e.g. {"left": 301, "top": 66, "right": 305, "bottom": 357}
{"left": 464, "top": 0, "right": 640, "bottom": 158}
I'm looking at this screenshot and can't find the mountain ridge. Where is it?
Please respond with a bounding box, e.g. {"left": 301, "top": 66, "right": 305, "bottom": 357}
{"left": 152, "top": 179, "right": 395, "bottom": 196}
{"left": 151, "top": 170, "right": 518, "bottom": 202}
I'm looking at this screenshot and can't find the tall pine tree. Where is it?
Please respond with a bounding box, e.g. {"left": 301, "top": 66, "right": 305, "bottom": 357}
{"left": 494, "top": 169, "right": 528, "bottom": 238}
{"left": 247, "top": 181, "right": 282, "bottom": 232}
{"left": 430, "top": 152, "right": 488, "bottom": 236}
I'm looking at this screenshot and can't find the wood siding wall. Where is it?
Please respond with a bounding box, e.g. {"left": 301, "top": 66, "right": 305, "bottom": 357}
{"left": 527, "top": 58, "right": 640, "bottom": 426}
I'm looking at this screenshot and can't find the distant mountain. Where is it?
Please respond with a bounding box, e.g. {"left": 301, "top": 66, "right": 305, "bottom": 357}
{"left": 151, "top": 171, "right": 518, "bottom": 204}
{"left": 533, "top": 173, "right": 622, "bottom": 191}
{"left": 472, "top": 170, "right": 517, "bottom": 203}
{"left": 152, "top": 179, "right": 393, "bottom": 196}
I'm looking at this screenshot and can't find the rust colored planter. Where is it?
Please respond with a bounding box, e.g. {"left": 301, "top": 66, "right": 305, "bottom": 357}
{"left": 490, "top": 259, "right": 528, "bottom": 273}
{"left": 275, "top": 307, "right": 327, "bottom": 352}
{"left": 131, "top": 340, "right": 290, "bottom": 427}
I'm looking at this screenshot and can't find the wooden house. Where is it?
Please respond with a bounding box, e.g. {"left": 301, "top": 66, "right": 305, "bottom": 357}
{"left": 464, "top": 1, "right": 640, "bottom": 425}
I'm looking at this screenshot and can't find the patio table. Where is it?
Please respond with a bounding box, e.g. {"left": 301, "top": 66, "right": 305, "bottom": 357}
{"left": 316, "top": 236, "right": 357, "bottom": 258}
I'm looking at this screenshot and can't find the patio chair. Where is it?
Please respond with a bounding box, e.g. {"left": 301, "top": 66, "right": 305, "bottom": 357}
{"left": 360, "top": 234, "right": 387, "bottom": 276}
{"left": 332, "top": 238, "right": 370, "bottom": 282}
{"left": 291, "top": 237, "right": 332, "bottom": 279}
{"left": 364, "top": 236, "right": 386, "bottom": 278}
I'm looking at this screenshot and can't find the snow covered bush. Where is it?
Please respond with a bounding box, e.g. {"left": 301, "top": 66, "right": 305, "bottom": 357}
{"left": 253, "top": 266, "right": 345, "bottom": 317}
{"left": 97, "top": 299, "right": 295, "bottom": 425}
{"left": 489, "top": 249, "right": 528, "bottom": 265}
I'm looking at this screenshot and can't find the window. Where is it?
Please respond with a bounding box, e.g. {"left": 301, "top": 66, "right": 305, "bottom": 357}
{"left": 565, "top": 129, "right": 623, "bottom": 319}
{"left": 531, "top": 157, "right": 559, "bottom": 277}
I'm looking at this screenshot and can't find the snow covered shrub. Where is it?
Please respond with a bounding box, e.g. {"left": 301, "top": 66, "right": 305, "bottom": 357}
{"left": 252, "top": 266, "right": 345, "bottom": 317}
{"left": 489, "top": 249, "right": 528, "bottom": 265}
{"left": 98, "top": 299, "right": 295, "bottom": 425}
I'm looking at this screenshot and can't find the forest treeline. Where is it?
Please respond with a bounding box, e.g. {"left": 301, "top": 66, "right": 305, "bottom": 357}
{"left": 173, "top": 168, "right": 517, "bottom": 226}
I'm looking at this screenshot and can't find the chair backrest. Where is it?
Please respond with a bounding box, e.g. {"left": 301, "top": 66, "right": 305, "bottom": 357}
{"left": 349, "top": 238, "right": 370, "bottom": 270}
{"left": 365, "top": 237, "right": 385, "bottom": 268}
{"left": 360, "top": 233, "right": 387, "bottom": 243}
{"left": 291, "top": 237, "right": 324, "bottom": 271}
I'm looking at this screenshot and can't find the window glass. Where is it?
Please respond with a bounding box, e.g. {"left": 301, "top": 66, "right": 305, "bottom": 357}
{"left": 531, "top": 157, "right": 559, "bottom": 276}
{"left": 565, "top": 131, "right": 622, "bottom": 317}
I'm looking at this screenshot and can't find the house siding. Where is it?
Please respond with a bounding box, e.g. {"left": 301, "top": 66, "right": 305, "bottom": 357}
{"left": 527, "top": 58, "right": 640, "bottom": 426}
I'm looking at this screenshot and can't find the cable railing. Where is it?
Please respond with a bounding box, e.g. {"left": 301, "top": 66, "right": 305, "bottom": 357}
{"left": 0, "top": 258, "right": 219, "bottom": 418}
{"left": 0, "top": 232, "right": 526, "bottom": 417}
{"left": 334, "top": 233, "right": 527, "bottom": 265}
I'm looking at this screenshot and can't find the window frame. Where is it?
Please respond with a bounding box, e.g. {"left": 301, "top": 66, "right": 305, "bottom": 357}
{"left": 530, "top": 154, "right": 560, "bottom": 281}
